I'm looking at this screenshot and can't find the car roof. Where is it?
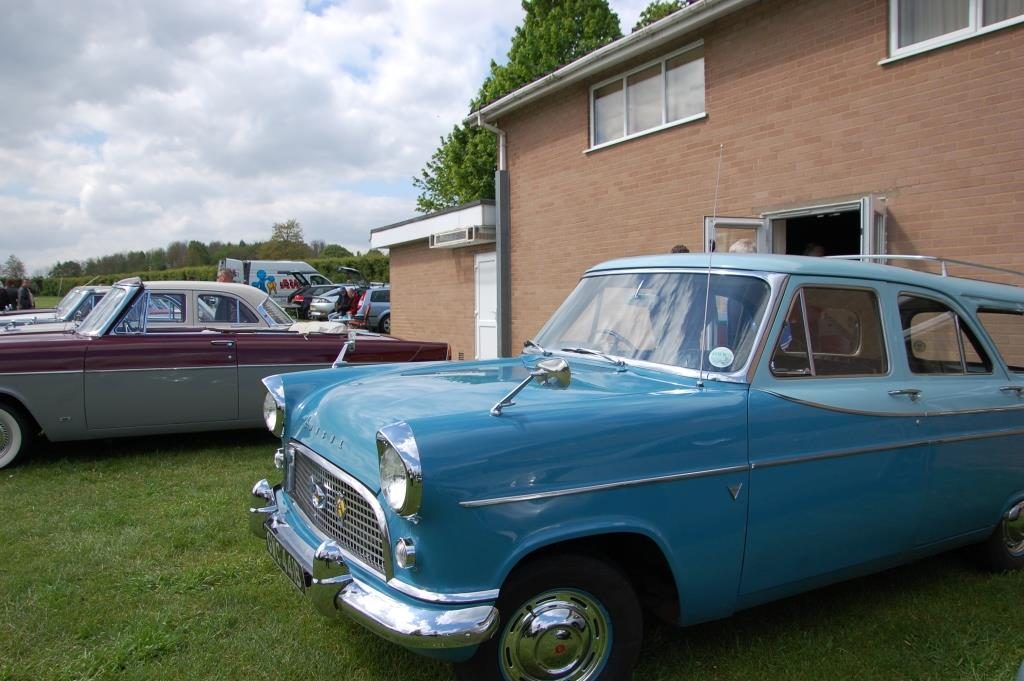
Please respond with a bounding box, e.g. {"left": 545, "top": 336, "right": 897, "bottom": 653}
{"left": 588, "top": 254, "right": 1024, "bottom": 307}
{"left": 139, "top": 280, "right": 273, "bottom": 308}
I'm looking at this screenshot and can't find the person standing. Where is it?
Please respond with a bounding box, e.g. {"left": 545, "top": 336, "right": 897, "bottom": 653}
{"left": 5, "top": 280, "right": 18, "bottom": 310}
{"left": 17, "top": 279, "right": 34, "bottom": 310}
{"left": 216, "top": 268, "right": 235, "bottom": 283}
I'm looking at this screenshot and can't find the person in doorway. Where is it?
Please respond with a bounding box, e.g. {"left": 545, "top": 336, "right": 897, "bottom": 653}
{"left": 17, "top": 279, "right": 34, "bottom": 310}
{"left": 729, "top": 238, "right": 757, "bottom": 253}
{"left": 804, "top": 243, "right": 826, "bottom": 257}
{"left": 670, "top": 244, "right": 690, "bottom": 253}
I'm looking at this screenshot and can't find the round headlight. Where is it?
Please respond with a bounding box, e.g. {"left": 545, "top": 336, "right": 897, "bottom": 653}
{"left": 377, "top": 423, "right": 422, "bottom": 517}
{"left": 262, "top": 390, "right": 284, "bottom": 437}
{"left": 379, "top": 444, "right": 409, "bottom": 512}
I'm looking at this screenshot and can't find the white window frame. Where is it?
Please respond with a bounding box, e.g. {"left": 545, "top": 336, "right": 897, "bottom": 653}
{"left": 588, "top": 40, "right": 705, "bottom": 152}
{"left": 886, "top": 0, "right": 1024, "bottom": 63}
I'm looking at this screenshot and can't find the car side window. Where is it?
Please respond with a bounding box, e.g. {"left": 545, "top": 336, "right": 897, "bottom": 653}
{"left": 976, "top": 310, "right": 1024, "bottom": 373}
{"left": 899, "top": 295, "right": 992, "bottom": 374}
{"left": 771, "top": 287, "right": 887, "bottom": 377}
{"left": 199, "top": 294, "right": 259, "bottom": 324}
{"left": 372, "top": 290, "right": 389, "bottom": 303}
{"left": 148, "top": 293, "right": 186, "bottom": 323}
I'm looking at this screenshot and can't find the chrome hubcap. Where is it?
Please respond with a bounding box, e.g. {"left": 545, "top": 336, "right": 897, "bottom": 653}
{"left": 500, "top": 590, "right": 611, "bottom": 681}
{"left": 0, "top": 419, "right": 8, "bottom": 455}
{"left": 1004, "top": 502, "right": 1024, "bottom": 557}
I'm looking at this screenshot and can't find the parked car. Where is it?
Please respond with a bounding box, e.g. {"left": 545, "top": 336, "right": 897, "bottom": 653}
{"left": 350, "top": 285, "right": 390, "bottom": 334}
{"left": 0, "top": 281, "right": 296, "bottom": 335}
{"left": 287, "top": 284, "right": 340, "bottom": 320}
{"left": 308, "top": 287, "right": 346, "bottom": 320}
{"left": 0, "top": 285, "right": 110, "bottom": 328}
{"left": 0, "top": 277, "right": 450, "bottom": 469}
{"left": 249, "top": 253, "right": 1024, "bottom": 681}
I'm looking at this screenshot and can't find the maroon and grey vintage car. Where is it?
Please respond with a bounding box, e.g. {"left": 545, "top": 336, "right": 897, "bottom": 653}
{"left": 0, "top": 277, "right": 449, "bottom": 468}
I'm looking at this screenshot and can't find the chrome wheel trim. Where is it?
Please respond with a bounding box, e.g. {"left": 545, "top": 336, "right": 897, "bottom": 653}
{"left": 0, "top": 409, "right": 22, "bottom": 469}
{"left": 500, "top": 589, "right": 611, "bottom": 681}
{"left": 1004, "top": 502, "right": 1024, "bottom": 557}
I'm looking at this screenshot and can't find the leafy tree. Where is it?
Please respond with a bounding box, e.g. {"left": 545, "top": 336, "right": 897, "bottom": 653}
{"left": 49, "top": 260, "right": 83, "bottom": 278}
{"left": 185, "top": 240, "right": 211, "bottom": 266}
{"left": 271, "top": 219, "right": 304, "bottom": 244}
{"left": 309, "top": 239, "right": 326, "bottom": 257}
{"left": 413, "top": 126, "right": 499, "bottom": 213}
{"left": 414, "top": 0, "right": 622, "bottom": 213}
{"left": 3, "top": 254, "right": 26, "bottom": 280}
{"left": 632, "top": 0, "right": 689, "bottom": 31}
{"left": 321, "top": 244, "right": 353, "bottom": 258}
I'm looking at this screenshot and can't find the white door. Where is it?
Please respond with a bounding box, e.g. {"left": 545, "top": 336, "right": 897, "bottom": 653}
{"left": 475, "top": 252, "right": 498, "bottom": 359}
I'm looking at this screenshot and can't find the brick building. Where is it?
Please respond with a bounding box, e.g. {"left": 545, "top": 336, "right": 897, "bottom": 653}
{"left": 371, "top": 0, "right": 1024, "bottom": 360}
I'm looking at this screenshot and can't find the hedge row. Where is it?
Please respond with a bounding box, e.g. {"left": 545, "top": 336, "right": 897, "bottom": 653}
{"left": 37, "top": 255, "right": 389, "bottom": 296}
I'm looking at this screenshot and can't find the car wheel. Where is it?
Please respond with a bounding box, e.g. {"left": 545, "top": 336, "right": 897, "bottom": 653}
{"left": 454, "top": 554, "right": 642, "bottom": 681}
{"left": 379, "top": 315, "right": 390, "bottom": 335}
{"left": 981, "top": 501, "right": 1024, "bottom": 572}
{"left": 0, "top": 402, "right": 31, "bottom": 469}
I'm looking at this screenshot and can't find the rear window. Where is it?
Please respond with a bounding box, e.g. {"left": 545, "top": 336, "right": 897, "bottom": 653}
{"left": 899, "top": 295, "right": 992, "bottom": 374}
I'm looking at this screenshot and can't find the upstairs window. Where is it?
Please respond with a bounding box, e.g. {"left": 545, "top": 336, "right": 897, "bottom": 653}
{"left": 590, "top": 42, "right": 705, "bottom": 148}
{"left": 891, "top": 0, "right": 1024, "bottom": 56}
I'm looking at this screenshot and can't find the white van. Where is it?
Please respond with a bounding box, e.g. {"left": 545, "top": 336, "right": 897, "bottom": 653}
{"left": 218, "top": 259, "right": 333, "bottom": 303}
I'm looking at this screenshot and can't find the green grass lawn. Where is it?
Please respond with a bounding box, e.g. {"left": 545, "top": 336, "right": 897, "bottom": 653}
{"left": 1, "top": 433, "right": 1021, "bottom": 681}
{"left": 33, "top": 295, "right": 60, "bottom": 309}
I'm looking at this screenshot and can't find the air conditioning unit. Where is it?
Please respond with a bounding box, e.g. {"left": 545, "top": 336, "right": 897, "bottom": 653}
{"left": 429, "top": 225, "right": 496, "bottom": 249}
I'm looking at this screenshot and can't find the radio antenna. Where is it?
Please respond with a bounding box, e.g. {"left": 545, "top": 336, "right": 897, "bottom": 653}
{"left": 696, "top": 143, "right": 724, "bottom": 388}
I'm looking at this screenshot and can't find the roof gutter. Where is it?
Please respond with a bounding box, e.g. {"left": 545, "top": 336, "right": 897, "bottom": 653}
{"left": 465, "top": 0, "right": 759, "bottom": 125}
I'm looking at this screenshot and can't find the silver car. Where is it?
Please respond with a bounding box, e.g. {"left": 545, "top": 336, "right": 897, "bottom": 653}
{"left": 308, "top": 287, "right": 344, "bottom": 319}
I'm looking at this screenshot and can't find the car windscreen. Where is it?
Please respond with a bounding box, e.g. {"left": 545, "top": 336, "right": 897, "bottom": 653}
{"left": 533, "top": 271, "right": 771, "bottom": 373}
{"left": 55, "top": 288, "right": 89, "bottom": 318}
{"left": 77, "top": 286, "right": 133, "bottom": 336}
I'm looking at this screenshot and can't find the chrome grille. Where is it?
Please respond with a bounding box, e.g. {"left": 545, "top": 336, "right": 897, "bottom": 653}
{"left": 289, "top": 444, "right": 387, "bottom": 576}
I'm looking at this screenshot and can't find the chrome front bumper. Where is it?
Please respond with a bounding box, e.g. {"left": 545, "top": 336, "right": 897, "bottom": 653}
{"left": 249, "top": 480, "right": 499, "bottom": 651}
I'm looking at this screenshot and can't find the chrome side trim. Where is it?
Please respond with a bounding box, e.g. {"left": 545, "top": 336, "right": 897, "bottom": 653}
{"left": 239, "top": 363, "right": 330, "bottom": 370}
{"left": 752, "top": 426, "right": 1024, "bottom": 470}
{"left": 0, "top": 370, "right": 83, "bottom": 376}
{"left": 460, "top": 464, "right": 750, "bottom": 508}
{"left": 760, "top": 388, "right": 1024, "bottom": 418}
{"left": 85, "top": 366, "right": 234, "bottom": 373}
{"left": 386, "top": 578, "right": 501, "bottom": 605}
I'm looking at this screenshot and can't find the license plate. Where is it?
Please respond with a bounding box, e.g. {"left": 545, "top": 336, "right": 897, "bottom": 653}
{"left": 266, "top": 531, "right": 308, "bottom": 593}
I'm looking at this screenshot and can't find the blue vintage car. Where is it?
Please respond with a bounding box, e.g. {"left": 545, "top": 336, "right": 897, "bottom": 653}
{"left": 249, "top": 254, "right": 1024, "bottom": 681}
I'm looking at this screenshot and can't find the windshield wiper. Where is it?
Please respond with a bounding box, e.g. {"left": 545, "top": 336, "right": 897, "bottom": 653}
{"left": 559, "top": 347, "right": 626, "bottom": 370}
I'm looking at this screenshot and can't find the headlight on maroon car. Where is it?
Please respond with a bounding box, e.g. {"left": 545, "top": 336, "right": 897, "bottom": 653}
{"left": 376, "top": 423, "right": 422, "bottom": 517}
{"left": 261, "top": 375, "right": 286, "bottom": 438}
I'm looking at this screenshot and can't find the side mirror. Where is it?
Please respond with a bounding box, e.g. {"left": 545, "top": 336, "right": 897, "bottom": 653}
{"left": 531, "top": 357, "right": 571, "bottom": 388}
{"left": 332, "top": 330, "right": 358, "bottom": 367}
{"left": 491, "top": 357, "right": 572, "bottom": 416}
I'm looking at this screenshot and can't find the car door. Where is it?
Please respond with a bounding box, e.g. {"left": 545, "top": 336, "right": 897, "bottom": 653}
{"left": 896, "top": 289, "right": 1024, "bottom": 546}
{"left": 740, "top": 279, "right": 928, "bottom": 602}
{"left": 83, "top": 297, "right": 239, "bottom": 430}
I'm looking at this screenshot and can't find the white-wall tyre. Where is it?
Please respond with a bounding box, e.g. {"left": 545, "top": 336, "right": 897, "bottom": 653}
{"left": 0, "top": 403, "right": 30, "bottom": 469}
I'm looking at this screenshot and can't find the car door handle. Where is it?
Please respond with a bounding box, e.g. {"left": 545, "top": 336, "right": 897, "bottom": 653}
{"left": 888, "top": 388, "right": 922, "bottom": 401}
{"left": 1000, "top": 386, "right": 1024, "bottom": 396}
{"left": 210, "top": 340, "right": 235, "bottom": 347}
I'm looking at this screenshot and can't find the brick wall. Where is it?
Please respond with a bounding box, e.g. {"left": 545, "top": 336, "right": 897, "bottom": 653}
{"left": 389, "top": 241, "right": 494, "bottom": 360}
{"left": 497, "top": 0, "right": 1024, "bottom": 347}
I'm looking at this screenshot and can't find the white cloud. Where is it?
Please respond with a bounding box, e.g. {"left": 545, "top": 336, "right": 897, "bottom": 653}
{"left": 0, "top": 0, "right": 643, "bottom": 274}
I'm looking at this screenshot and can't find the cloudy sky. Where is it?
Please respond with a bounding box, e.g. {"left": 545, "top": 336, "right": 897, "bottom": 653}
{"left": 1, "top": 0, "right": 651, "bottom": 274}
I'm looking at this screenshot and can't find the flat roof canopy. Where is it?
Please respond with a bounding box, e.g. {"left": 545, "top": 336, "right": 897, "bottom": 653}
{"left": 370, "top": 200, "right": 496, "bottom": 249}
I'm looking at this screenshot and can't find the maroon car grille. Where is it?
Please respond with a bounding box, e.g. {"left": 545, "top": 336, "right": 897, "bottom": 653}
{"left": 290, "top": 447, "right": 387, "bottom": 576}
